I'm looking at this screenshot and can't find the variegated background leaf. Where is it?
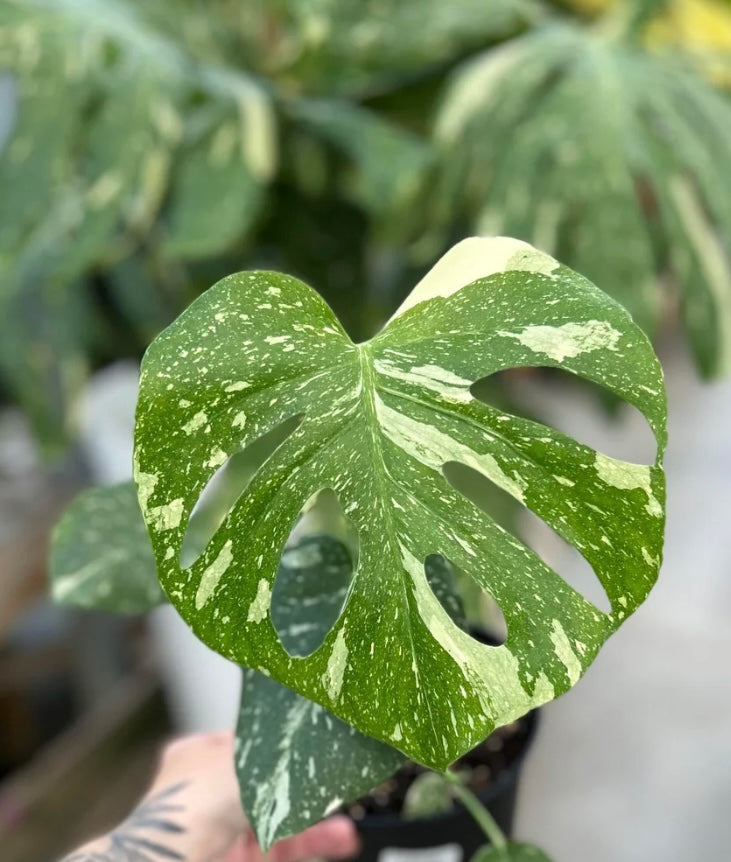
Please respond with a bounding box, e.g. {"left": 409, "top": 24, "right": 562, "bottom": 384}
{"left": 50, "top": 482, "right": 166, "bottom": 614}
{"left": 134, "top": 236, "right": 667, "bottom": 771}
{"left": 234, "top": 0, "right": 527, "bottom": 96}
{"left": 434, "top": 21, "right": 731, "bottom": 377}
{"left": 237, "top": 668, "right": 403, "bottom": 849}
{"left": 0, "top": 0, "right": 275, "bottom": 444}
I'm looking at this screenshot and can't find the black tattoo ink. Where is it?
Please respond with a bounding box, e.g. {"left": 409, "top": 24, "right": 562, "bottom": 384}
{"left": 61, "top": 781, "right": 188, "bottom": 862}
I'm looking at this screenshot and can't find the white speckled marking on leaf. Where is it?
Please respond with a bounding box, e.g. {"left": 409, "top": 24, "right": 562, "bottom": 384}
{"left": 594, "top": 453, "right": 662, "bottom": 517}
{"left": 147, "top": 498, "right": 184, "bottom": 532}
{"left": 322, "top": 628, "right": 349, "bottom": 702}
{"left": 195, "top": 540, "right": 234, "bottom": 610}
{"left": 549, "top": 619, "right": 582, "bottom": 686}
{"left": 182, "top": 410, "right": 208, "bottom": 435}
{"left": 247, "top": 578, "right": 272, "bottom": 623}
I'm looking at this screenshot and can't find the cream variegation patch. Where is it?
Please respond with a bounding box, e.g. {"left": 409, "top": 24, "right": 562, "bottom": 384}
{"left": 500, "top": 320, "right": 621, "bottom": 363}
{"left": 390, "top": 236, "right": 559, "bottom": 321}
{"left": 195, "top": 540, "right": 234, "bottom": 610}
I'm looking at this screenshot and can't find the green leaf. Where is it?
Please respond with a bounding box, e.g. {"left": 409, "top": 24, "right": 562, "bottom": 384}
{"left": 402, "top": 771, "right": 454, "bottom": 820}
{"left": 237, "top": 0, "right": 527, "bottom": 96}
{"left": 271, "top": 534, "right": 355, "bottom": 656}
{"left": 134, "top": 236, "right": 667, "bottom": 770}
{"left": 286, "top": 99, "right": 433, "bottom": 216}
{"left": 0, "top": 70, "right": 171, "bottom": 449}
{"left": 0, "top": 233, "right": 91, "bottom": 451}
{"left": 471, "top": 843, "right": 554, "bottom": 862}
{"left": 237, "top": 533, "right": 404, "bottom": 849}
{"left": 161, "top": 125, "right": 263, "bottom": 260}
{"left": 0, "top": 0, "right": 276, "bottom": 440}
{"left": 160, "top": 78, "right": 276, "bottom": 260}
{"left": 50, "top": 482, "right": 166, "bottom": 614}
{"left": 0, "top": 51, "right": 80, "bottom": 250}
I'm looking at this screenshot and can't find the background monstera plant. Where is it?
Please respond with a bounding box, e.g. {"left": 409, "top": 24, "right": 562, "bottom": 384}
{"left": 0, "top": 0, "right": 727, "bottom": 450}
{"left": 432, "top": 2, "right": 731, "bottom": 377}
{"left": 51, "top": 237, "right": 667, "bottom": 855}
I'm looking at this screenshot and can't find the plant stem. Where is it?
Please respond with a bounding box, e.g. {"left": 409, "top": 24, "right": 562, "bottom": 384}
{"left": 443, "top": 769, "right": 507, "bottom": 849}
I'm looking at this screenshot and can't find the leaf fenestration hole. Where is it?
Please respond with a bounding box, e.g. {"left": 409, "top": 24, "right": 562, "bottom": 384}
{"left": 517, "top": 506, "right": 611, "bottom": 613}
{"left": 180, "top": 414, "right": 304, "bottom": 568}
{"left": 272, "top": 489, "right": 358, "bottom": 658}
{"left": 442, "top": 460, "right": 611, "bottom": 615}
{"left": 424, "top": 553, "right": 507, "bottom": 645}
{"left": 470, "top": 368, "right": 658, "bottom": 465}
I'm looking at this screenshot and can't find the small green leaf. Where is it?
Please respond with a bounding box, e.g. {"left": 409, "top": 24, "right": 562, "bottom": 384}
{"left": 135, "top": 236, "right": 667, "bottom": 770}
{"left": 50, "top": 482, "right": 165, "bottom": 614}
{"left": 471, "top": 842, "right": 554, "bottom": 862}
{"left": 402, "top": 771, "right": 453, "bottom": 820}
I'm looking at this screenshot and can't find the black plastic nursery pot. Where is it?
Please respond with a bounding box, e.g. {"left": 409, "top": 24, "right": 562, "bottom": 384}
{"left": 349, "top": 709, "right": 539, "bottom": 862}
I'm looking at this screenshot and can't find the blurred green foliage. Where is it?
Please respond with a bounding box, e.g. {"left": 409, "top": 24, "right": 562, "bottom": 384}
{"left": 433, "top": 14, "right": 731, "bottom": 378}
{"left": 0, "top": 0, "right": 729, "bottom": 450}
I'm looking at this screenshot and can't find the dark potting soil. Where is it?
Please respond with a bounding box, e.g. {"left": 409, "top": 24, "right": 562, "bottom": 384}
{"left": 345, "top": 717, "right": 529, "bottom": 821}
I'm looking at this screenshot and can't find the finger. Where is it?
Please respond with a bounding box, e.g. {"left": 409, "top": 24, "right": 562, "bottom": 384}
{"left": 162, "top": 730, "right": 234, "bottom": 759}
{"left": 268, "top": 816, "right": 360, "bottom": 862}
{"left": 153, "top": 731, "right": 234, "bottom": 784}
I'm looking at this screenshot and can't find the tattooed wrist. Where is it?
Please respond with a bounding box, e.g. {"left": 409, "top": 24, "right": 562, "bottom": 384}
{"left": 61, "top": 781, "right": 188, "bottom": 862}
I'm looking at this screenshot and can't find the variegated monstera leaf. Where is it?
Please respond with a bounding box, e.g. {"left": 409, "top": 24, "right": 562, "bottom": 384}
{"left": 134, "top": 236, "right": 667, "bottom": 770}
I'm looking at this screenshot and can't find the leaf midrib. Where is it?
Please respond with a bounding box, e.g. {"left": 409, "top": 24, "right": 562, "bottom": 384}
{"left": 357, "top": 344, "right": 443, "bottom": 752}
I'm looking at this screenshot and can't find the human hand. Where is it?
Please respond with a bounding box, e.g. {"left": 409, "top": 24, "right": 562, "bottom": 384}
{"left": 63, "top": 731, "right": 359, "bottom": 862}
